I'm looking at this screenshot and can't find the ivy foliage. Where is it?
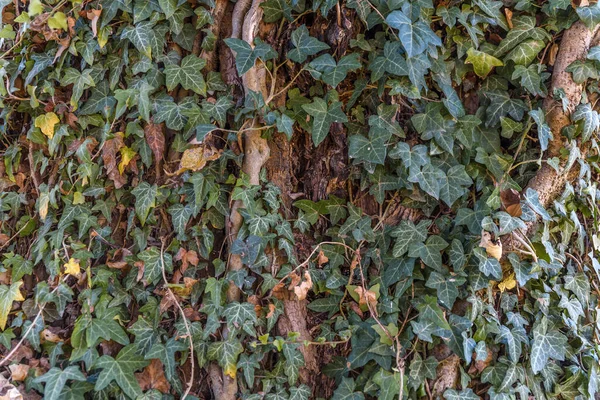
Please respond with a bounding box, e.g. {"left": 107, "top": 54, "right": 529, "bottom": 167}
{"left": 0, "top": 0, "right": 599, "bottom": 399}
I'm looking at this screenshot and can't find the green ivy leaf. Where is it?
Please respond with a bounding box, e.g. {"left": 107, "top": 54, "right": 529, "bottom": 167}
{"left": 131, "top": 182, "right": 157, "bottom": 226}
{"left": 386, "top": 10, "right": 441, "bottom": 57}
{"left": 94, "top": 345, "right": 150, "bottom": 399}
{"left": 466, "top": 48, "right": 503, "bottom": 78}
{"left": 530, "top": 318, "right": 567, "bottom": 374}
{"left": 302, "top": 98, "right": 347, "bottom": 146}
{"left": 288, "top": 25, "right": 329, "bottom": 63}
{"left": 165, "top": 54, "right": 207, "bottom": 95}
{"left": 138, "top": 246, "right": 173, "bottom": 285}
{"left": 34, "top": 366, "right": 86, "bottom": 400}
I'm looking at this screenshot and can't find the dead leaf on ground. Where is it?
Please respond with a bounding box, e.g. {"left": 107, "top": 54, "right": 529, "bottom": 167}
{"left": 174, "top": 248, "right": 199, "bottom": 272}
{"left": 8, "top": 365, "right": 30, "bottom": 382}
{"left": 354, "top": 286, "right": 378, "bottom": 314}
{"left": 107, "top": 248, "right": 132, "bottom": 270}
{"left": 432, "top": 354, "right": 460, "bottom": 397}
{"left": 144, "top": 122, "right": 165, "bottom": 167}
{"left": 85, "top": 9, "right": 102, "bottom": 37}
{"left": 102, "top": 133, "right": 127, "bottom": 189}
{"left": 176, "top": 146, "right": 222, "bottom": 174}
{"left": 480, "top": 231, "right": 502, "bottom": 261}
{"left": 135, "top": 359, "right": 170, "bottom": 393}
{"left": 317, "top": 250, "right": 328, "bottom": 265}
{"left": 5, "top": 341, "right": 33, "bottom": 363}
{"left": 41, "top": 328, "right": 61, "bottom": 343}
{"left": 0, "top": 373, "right": 23, "bottom": 400}
{"left": 291, "top": 271, "right": 313, "bottom": 301}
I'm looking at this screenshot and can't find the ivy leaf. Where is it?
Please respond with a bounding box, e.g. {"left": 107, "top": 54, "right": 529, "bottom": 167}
{"left": 332, "top": 377, "right": 365, "bottom": 400}
{"left": 131, "top": 182, "right": 157, "bottom": 226}
{"left": 34, "top": 366, "right": 86, "bottom": 400}
{"left": 409, "top": 164, "right": 445, "bottom": 199}
{"left": 207, "top": 339, "right": 244, "bottom": 378}
{"left": 138, "top": 247, "right": 173, "bottom": 285}
{"left": 224, "top": 302, "right": 258, "bottom": 328}
{"left": 466, "top": 48, "right": 503, "bottom": 78}
{"left": 302, "top": 98, "right": 347, "bottom": 146}
{"left": 408, "top": 353, "right": 437, "bottom": 389}
{"left": 530, "top": 318, "right": 567, "bottom": 374}
{"left": 512, "top": 65, "right": 547, "bottom": 97}
{"left": 261, "top": 0, "right": 293, "bottom": 22}
{"left": 224, "top": 38, "right": 257, "bottom": 75}
{"left": 415, "top": 295, "right": 451, "bottom": 330}
{"left": 310, "top": 53, "right": 362, "bottom": 87}
{"left": 474, "top": 247, "right": 502, "bottom": 279}
{"left": 564, "top": 272, "right": 590, "bottom": 306}
{"left": 496, "top": 325, "right": 526, "bottom": 363}
{"left": 572, "top": 103, "right": 600, "bottom": 142}
{"left": 426, "top": 271, "right": 465, "bottom": 308}
{"left": 484, "top": 90, "right": 527, "bottom": 127}
{"left": 386, "top": 10, "right": 441, "bottom": 57}
{"left": 94, "top": 345, "right": 150, "bottom": 399}
{"left": 576, "top": 3, "right": 600, "bottom": 29}
{"left": 565, "top": 60, "right": 599, "bottom": 84}
{"left": 391, "top": 220, "right": 431, "bottom": 257}
{"left": 439, "top": 165, "right": 473, "bottom": 206}
{"left": 410, "top": 235, "right": 448, "bottom": 271}
{"left": 87, "top": 315, "right": 130, "bottom": 346}
{"left": 505, "top": 39, "right": 545, "bottom": 66}
{"left": 523, "top": 188, "right": 551, "bottom": 221}
{"left": 165, "top": 54, "right": 207, "bottom": 95}
{"left": 444, "top": 388, "right": 480, "bottom": 400}
{"left": 529, "top": 109, "right": 552, "bottom": 152}
{"left": 168, "top": 203, "right": 193, "bottom": 237}
{"left": 0, "top": 281, "right": 24, "bottom": 330}
{"left": 122, "top": 21, "right": 155, "bottom": 58}
{"left": 154, "top": 95, "right": 196, "bottom": 130}
{"left": 372, "top": 369, "right": 400, "bottom": 400}
{"left": 158, "top": 0, "right": 177, "bottom": 18}
{"left": 288, "top": 25, "right": 329, "bottom": 63}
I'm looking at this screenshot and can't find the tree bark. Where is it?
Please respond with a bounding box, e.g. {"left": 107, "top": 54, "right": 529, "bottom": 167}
{"left": 505, "top": 21, "right": 600, "bottom": 250}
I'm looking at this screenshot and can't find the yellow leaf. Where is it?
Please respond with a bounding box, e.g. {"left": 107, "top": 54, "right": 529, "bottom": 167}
{"left": 73, "top": 191, "right": 85, "bottom": 205}
{"left": 0, "top": 281, "right": 24, "bottom": 331}
{"left": 38, "top": 192, "right": 50, "bottom": 221}
{"left": 64, "top": 258, "right": 81, "bottom": 276}
{"left": 118, "top": 146, "right": 137, "bottom": 174}
{"left": 28, "top": 0, "right": 44, "bottom": 16}
{"left": 224, "top": 363, "right": 237, "bottom": 378}
{"left": 177, "top": 146, "right": 221, "bottom": 174}
{"left": 479, "top": 231, "right": 502, "bottom": 260}
{"left": 34, "top": 112, "right": 60, "bottom": 138}
{"left": 98, "top": 26, "right": 111, "bottom": 48}
{"left": 48, "top": 11, "right": 68, "bottom": 30}
{"left": 498, "top": 272, "right": 517, "bottom": 293}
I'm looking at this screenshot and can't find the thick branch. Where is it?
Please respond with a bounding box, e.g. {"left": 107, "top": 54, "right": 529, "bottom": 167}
{"left": 211, "top": 1, "right": 270, "bottom": 398}
{"left": 199, "top": 0, "right": 229, "bottom": 70}
{"left": 509, "top": 22, "right": 600, "bottom": 244}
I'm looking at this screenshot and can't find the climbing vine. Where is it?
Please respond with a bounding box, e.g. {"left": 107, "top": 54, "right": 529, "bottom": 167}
{"left": 0, "top": 0, "right": 600, "bottom": 399}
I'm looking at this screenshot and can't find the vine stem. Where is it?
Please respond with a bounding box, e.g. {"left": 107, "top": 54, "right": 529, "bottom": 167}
{"left": 271, "top": 241, "right": 357, "bottom": 290}
{"left": 160, "top": 239, "right": 195, "bottom": 399}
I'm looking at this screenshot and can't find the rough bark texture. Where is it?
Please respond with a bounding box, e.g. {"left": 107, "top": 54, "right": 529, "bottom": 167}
{"left": 199, "top": 0, "right": 228, "bottom": 70}
{"left": 211, "top": 1, "right": 270, "bottom": 398}
{"left": 528, "top": 22, "right": 600, "bottom": 210}
{"left": 506, "top": 22, "right": 600, "bottom": 247}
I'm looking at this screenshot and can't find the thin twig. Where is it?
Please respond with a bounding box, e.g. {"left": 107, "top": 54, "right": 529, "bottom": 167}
{"left": 0, "top": 284, "right": 61, "bottom": 367}
{"left": 160, "top": 239, "right": 195, "bottom": 399}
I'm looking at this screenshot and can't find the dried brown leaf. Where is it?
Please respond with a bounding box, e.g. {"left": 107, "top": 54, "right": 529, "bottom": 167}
{"left": 144, "top": 122, "right": 165, "bottom": 167}
{"left": 135, "top": 359, "right": 170, "bottom": 393}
